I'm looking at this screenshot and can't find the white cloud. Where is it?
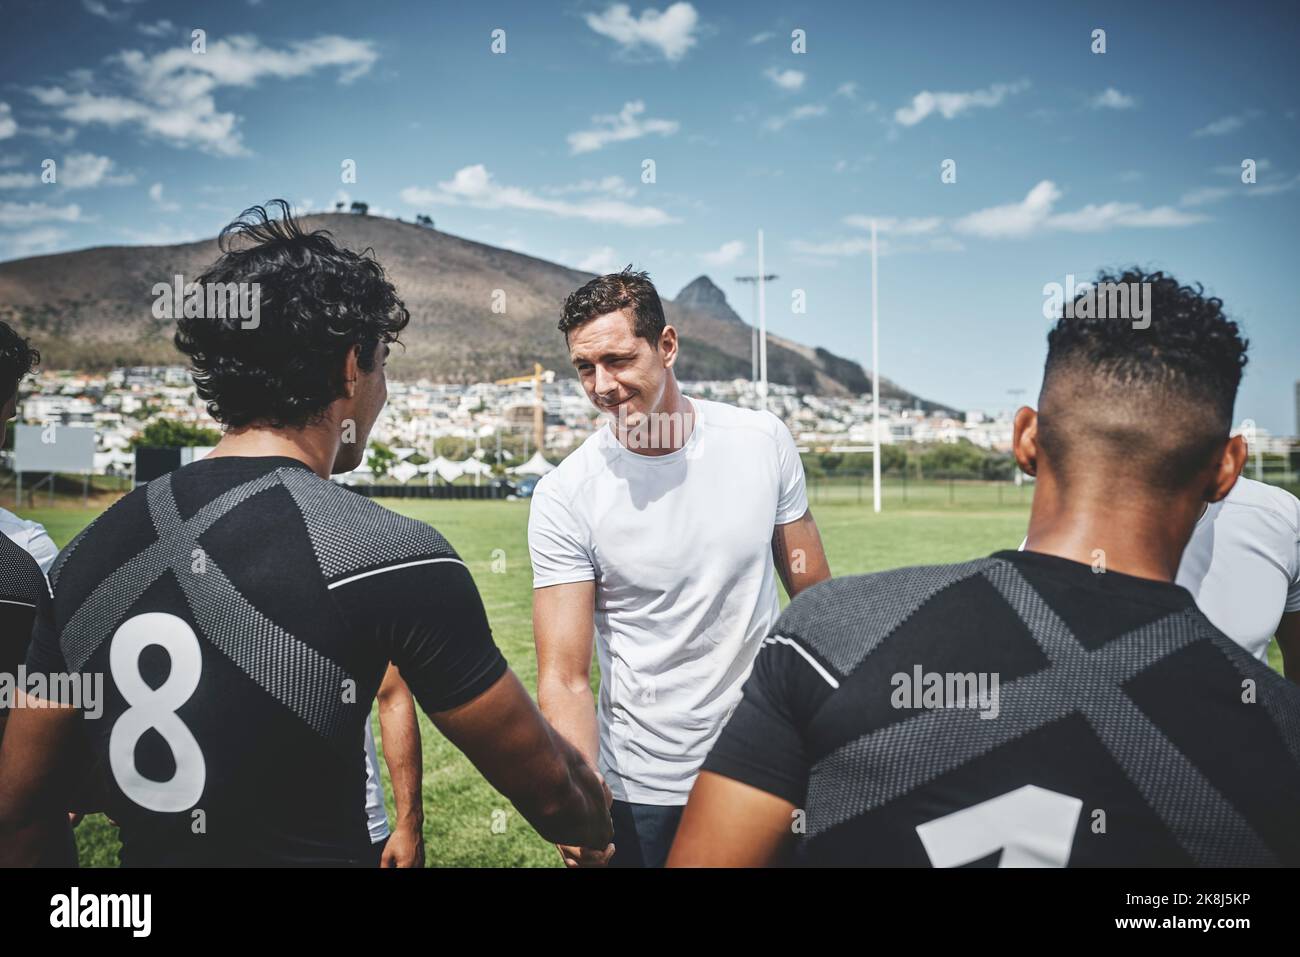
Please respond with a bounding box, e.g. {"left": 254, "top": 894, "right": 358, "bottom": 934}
{"left": 0, "top": 171, "right": 38, "bottom": 189}
{"left": 149, "top": 181, "right": 180, "bottom": 211}
{"left": 401, "top": 165, "right": 678, "bottom": 227}
{"left": 0, "top": 103, "right": 16, "bottom": 140}
{"left": 789, "top": 237, "right": 873, "bottom": 257}
{"left": 843, "top": 215, "right": 942, "bottom": 235}
{"left": 1193, "top": 112, "right": 1256, "bottom": 137}
{"left": 701, "top": 239, "right": 745, "bottom": 265}
{"left": 763, "top": 103, "right": 827, "bottom": 132}
{"left": 835, "top": 82, "right": 858, "bottom": 99}
{"left": 894, "top": 79, "right": 1028, "bottom": 127}
{"left": 586, "top": 2, "right": 700, "bottom": 62}
{"left": 765, "top": 68, "right": 805, "bottom": 91}
{"left": 748, "top": 31, "right": 775, "bottom": 45}
{"left": 136, "top": 19, "right": 175, "bottom": 38}
{"left": 1091, "top": 87, "right": 1136, "bottom": 110}
{"left": 954, "top": 180, "right": 1206, "bottom": 238}
{"left": 567, "top": 101, "right": 679, "bottom": 154}
{"left": 28, "top": 35, "right": 378, "bottom": 156}
{"left": 59, "top": 152, "right": 134, "bottom": 188}
{"left": 0, "top": 201, "right": 82, "bottom": 226}
{"left": 25, "top": 125, "right": 77, "bottom": 145}
{"left": 544, "top": 176, "right": 636, "bottom": 199}
{"left": 4, "top": 226, "right": 67, "bottom": 256}
{"left": 578, "top": 246, "right": 622, "bottom": 273}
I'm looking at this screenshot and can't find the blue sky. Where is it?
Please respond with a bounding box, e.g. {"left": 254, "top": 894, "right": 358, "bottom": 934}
{"left": 1, "top": 0, "right": 1297, "bottom": 432}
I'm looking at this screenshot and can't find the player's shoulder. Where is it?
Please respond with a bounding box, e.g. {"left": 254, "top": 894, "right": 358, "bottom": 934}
{"left": 773, "top": 557, "right": 1002, "bottom": 675}
{"left": 1220, "top": 478, "right": 1300, "bottom": 537}
{"left": 533, "top": 430, "right": 607, "bottom": 503}
{"left": 0, "top": 526, "right": 45, "bottom": 602}
{"left": 695, "top": 397, "right": 786, "bottom": 441}
{"left": 273, "top": 465, "right": 459, "bottom": 584}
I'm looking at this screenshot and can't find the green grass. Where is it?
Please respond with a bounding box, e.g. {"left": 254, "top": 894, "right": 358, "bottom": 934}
{"left": 18, "top": 482, "right": 1284, "bottom": 866}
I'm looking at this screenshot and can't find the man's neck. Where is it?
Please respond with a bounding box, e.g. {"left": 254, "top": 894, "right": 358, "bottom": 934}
{"left": 613, "top": 378, "right": 695, "bottom": 456}
{"left": 205, "top": 424, "right": 338, "bottom": 479}
{"left": 1022, "top": 477, "right": 1201, "bottom": 582}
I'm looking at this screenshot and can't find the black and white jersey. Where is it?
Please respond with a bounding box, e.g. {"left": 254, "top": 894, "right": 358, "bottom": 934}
{"left": 26, "top": 456, "right": 506, "bottom": 866}
{"left": 1, "top": 532, "right": 46, "bottom": 699}
{"left": 703, "top": 549, "right": 1300, "bottom": 866}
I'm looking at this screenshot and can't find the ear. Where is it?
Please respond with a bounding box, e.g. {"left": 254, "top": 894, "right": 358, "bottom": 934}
{"left": 1012, "top": 406, "right": 1039, "bottom": 477}
{"left": 659, "top": 325, "right": 679, "bottom": 369}
{"left": 341, "top": 345, "right": 361, "bottom": 399}
{"left": 1206, "top": 432, "right": 1247, "bottom": 503}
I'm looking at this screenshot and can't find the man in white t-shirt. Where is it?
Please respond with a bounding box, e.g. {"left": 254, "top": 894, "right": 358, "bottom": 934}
{"left": 1176, "top": 475, "right": 1300, "bottom": 679}
{"left": 529, "top": 268, "right": 831, "bottom": 867}
{"left": 0, "top": 508, "right": 57, "bottom": 576}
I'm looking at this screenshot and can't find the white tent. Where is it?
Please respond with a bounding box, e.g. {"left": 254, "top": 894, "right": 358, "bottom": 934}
{"left": 389, "top": 461, "right": 420, "bottom": 485}
{"left": 435, "top": 461, "right": 465, "bottom": 484}
{"left": 459, "top": 457, "right": 492, "bottom": 476}
{"left": 510, "top": 451, "right": 555, "bottom": 477}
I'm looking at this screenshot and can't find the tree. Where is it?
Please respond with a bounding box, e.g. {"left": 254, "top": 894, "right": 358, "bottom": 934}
{"left": 367, "top": 440, "right": 396, "bottom": 479}
{"left": 130, "top": 419, "right": 221, "bottom": 449}
{"left": 415, "top": 214, "right": 434, "bottom": 228}
{"left": 334, "top": 201, "right": 345, "bottom": 212}
{"left": 350, "top": 201, "right": 369, "bottom": 215}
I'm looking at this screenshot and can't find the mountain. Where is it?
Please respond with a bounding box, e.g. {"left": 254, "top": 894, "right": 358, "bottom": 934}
{"left": 0, "top": 213, "right": 950, "bottom": 407}
{"left": 675, "top": 275, "right": 744, "bottom": 323}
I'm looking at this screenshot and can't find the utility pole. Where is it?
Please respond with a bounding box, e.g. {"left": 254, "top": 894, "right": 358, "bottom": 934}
{"left": 735, "top": 267, "right": 778, "bottom": 405}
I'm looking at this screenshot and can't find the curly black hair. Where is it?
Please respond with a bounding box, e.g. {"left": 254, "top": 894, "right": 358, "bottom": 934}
{"left": 1039, "top": 268, "right": 1249, "bottom": 488}
{"left": 174, "top": 200, "right": 409, "bottom": 429}
{"left": 0, "top": 320, "right": 40, "bottom": 406}
{"left": 560, "top": 266, "right": 665, "bottom": 346}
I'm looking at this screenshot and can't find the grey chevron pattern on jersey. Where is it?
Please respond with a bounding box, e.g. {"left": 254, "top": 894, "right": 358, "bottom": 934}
{"left": 57, "top": 469, "right": 355, "bottom": 743}
{"left": 779, "top": 559, "right": 992, "bottom": 675}
{"left": 805, "top": 558, "right": 1277, "bottom": 865}
{"left": 277, "top": 465, "right": 456, "bottom": 582}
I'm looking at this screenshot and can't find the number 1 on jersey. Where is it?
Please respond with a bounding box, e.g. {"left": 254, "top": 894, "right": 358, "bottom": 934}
{"left": 916, "top": 785, "right": 1083, "bottom": 868}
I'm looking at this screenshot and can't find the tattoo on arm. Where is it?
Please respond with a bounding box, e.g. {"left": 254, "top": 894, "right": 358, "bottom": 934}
{"left": 772, "top": 521, "right": 795, "bottom": 596}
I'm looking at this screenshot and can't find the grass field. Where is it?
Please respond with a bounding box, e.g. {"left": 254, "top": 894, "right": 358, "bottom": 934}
{"left": 17, "top": 480, "right": 1285, "bottom": 866}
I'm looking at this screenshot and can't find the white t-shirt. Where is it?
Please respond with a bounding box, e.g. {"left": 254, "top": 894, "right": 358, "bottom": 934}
{"left": 363, "top": 722, "right": 389, "bottom": 843}
{"left": 528, "top": 397, "right": 809, "bottom": 805}
{"left": 0, "top": 506, "right": 58, "bottom": 576}
{"left": 1176, "top": 477, "right": 1300, "bottom": 662}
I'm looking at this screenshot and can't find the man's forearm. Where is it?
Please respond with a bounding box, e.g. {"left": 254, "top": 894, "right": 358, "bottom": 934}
{"left": 538, "top": 679, "right": 600, "bottom": 768}
{"left": 377, "top": 700, "right": 423, "bottom": 830}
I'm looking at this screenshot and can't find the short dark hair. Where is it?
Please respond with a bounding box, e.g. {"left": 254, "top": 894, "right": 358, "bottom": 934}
{"left": 559, "top": 267, "right": 665, "bottom": 346}
{"left": 0, "top": 321, "right": 40, "bottom": 406}
{"left": 174, "top": 200, "right": 409, "bottom": 429}
{"left": 1038, "top": 268, "right": 1248, "bottom": 490}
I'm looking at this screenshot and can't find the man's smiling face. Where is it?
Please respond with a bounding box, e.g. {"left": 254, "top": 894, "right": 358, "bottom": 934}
{"left": 567, "top": 308, "right": 672, "bottom": 424}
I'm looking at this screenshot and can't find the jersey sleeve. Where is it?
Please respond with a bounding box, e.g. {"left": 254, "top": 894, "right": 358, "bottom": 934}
{"left": 527, "top": 481, "right": 596, "bottom": 589}
{"left": 333, "top": 557, "right": 507, "bottom": 716}
{"left": 22, "top": 589, "right": 72, "bottom": 704}
{"left": 24, "top": 522, "right": 60, "bottom": 577}
{"left": 770, "top": 414, "right": 810, "bottom": 526}
{"left": 701, "top": 633, "right": 835, "bottom": 807}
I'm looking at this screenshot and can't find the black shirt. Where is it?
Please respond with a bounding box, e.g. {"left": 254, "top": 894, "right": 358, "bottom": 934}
{"left": 1, "top": 530, "right": 45, "bottom": 706}
{"left": 26, "top": 456, "right": 506, "bottom": 866}
{"left": 703, "top": 549, "right": 1300, "bottom": 866}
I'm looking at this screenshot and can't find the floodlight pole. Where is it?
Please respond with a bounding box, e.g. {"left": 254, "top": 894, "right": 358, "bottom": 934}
{"left": 758, "top": 229, "right": 769, "bottom": 412}
{"left": 871, "top": 219, "right": 881, "bottom": 514}
{"left": 735, "top": 269, "right": 778, "bottom": 405}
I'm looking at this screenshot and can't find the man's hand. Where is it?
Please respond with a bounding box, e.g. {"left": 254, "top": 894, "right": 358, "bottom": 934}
{"left": 380, "top": 821, "right": 425, "bottom": 868}
{"left": 557, "top": 772, "right": 614, "bottom": 866}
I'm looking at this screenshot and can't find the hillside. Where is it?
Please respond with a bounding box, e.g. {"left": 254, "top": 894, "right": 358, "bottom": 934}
{"left": 0, "top": 213, "right": 949, "bottom": 407}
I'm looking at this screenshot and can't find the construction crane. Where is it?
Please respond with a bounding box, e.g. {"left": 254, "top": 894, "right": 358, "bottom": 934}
{"left": 494, "top": 362, "right": 555, "bottom": 456}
